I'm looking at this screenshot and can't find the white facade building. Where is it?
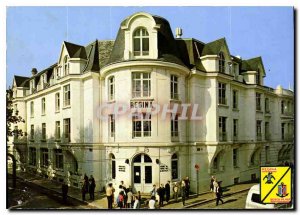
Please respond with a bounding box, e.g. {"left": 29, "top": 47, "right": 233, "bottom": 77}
{"left": 8, "top": 12, "right": 294, "bottom": 193}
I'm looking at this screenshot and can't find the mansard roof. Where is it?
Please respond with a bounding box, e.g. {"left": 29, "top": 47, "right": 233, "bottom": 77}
{"left": 241, "top": 56, "right": 266, "bottom": 76}
{"left": 201, "top": 37, "right": 230, "bottom": 56}
{"left": 14, "top": 75, "right": 30, "bottom": 88}
{"left": 64, "top": 41, "right": 87, "bottom": 59}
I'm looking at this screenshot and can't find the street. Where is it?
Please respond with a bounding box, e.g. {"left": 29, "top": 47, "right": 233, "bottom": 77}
{"left": 191, "top": 191, "right": 248, "bottom": 209}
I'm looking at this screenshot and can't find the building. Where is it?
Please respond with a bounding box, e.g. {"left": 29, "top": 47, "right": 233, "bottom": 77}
{"left": 8, "top": 12, "right": 294, "bottom": 193}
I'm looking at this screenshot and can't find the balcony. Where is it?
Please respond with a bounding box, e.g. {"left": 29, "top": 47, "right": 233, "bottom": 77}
{"left": 219, "top": 132, "right": 227, "bottom": 142}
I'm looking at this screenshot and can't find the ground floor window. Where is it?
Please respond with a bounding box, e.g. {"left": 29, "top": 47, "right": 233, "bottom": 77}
{"left": 171, "top": 153, "right": 178, "bottom": 180}
{"left": 54, "top": 149, "right": 63, "bottom": 170}
{"left": 133, "top": 154, "right": 152, "bottom": 184}
{"left": 29, "top": 147, "right": 36, "bottom": 166}
{"left": 110, "top": 154, "right": 116, "bottom": 179}
{"left": 40, "top": 148, "right": 49, "bottom": 168}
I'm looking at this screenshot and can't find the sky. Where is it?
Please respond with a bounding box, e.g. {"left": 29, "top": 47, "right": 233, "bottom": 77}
{"left": 6, "top": 6, "right": 294, "bottom": 89}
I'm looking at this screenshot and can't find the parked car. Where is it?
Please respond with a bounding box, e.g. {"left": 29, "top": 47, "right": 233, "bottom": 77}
{"left": 245, "top": 184, "right": 291, "bottom": 209}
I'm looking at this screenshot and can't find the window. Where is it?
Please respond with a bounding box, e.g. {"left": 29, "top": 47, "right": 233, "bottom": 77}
{"left": 256, "top": 93, "right": 261, "bottom": 111}
{"left": 219, "top": 117, "right": 227, "bottom": 141}
{"left": 30, "top": 125, "right": 34, "bottom": 140}
{"left": 218, "top": 82, "right": 226, "bottom": 105}
{"left": 265, "top": 146, "right": 270, "bottom": 163}
{"left": 63, "top": 85, "right": 70, "bottom": 106}
{"left": 111, "top": 154, "right": 116, "bottom": 179}
{"left": 233, "top": 119, "right": 238, "bottom": 140}
{"left": 63, "top": 56, "right": 69, "bottom": 76}
{"left": 170, "top": 75, "right": 179, "bottom": 100}
{"left": 281, "top": 123, "right": 285, "bottom": 140}
{"left": 40, "top": 148, "right": 49, "bottom": 168}
{"left": 109, "top": 114, "right": 115, "bottom": 138}
{"left": 41, "top": 97, "right": 46, "bottom": 115}
{"left": 132, "top": 73, "right": 151, "bottom": 98}
{"left": 132, "top": 113, "right": 151, "bottom": 137}
{"left": 256, "top": 120, "right": 262, "bottom": 141}
{"left": 55, "top": 93, "right": 60, "bottom": 112}
{"left": 108, "top": 76, "right": 115, "bottom": 101}
{"left": 42, "top": 123, "right": 46, "bottom": 140}
{"left": 256, "top": 69, "right": 260, "bottom": 85}
{"left": 265, "top": 122, "right": 270, "bottom": 140}
{"left": 265, "top": 98, "right": 270, "bottom": 113}
{"left": 281, "top": 100, "right": 285, "bottom": 114}
{"left": 133, "top": 28, "right": 149, "bottom": 56}
{"left": 171, "top": 114, "right": 179, "bottom": 138}
{"left": 29, "top": 147, "right": 36, "bottom": 166}
{"left": 233, "top": 148, "right": 238, "bottom": 168}
{"left": 30, "top": 101, "right": 34, "bottom": 117}
{"left": 55, "top": 121, "right": 60, "bottom": 139}
{"left": 63, "top": 118, "right": 71, "bottom": 142}
{"left": 232, "top": 90, "right": 238, "bottom": 109}
{"left": 54, "top": 149, "right": 63, "bottom": 170}
{"left": 171, "top": 154, "right": 178, "bottom": 180}
{"left": 219, "top": 52, "right": 225, "bottom": 73}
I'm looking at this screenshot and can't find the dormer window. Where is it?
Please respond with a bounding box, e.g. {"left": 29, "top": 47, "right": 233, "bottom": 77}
{"left": 219, "top": 52, "right": 225, "bottom": 73}
{"left": 133, "top": 28, "right": 149, "bottom": 56}
{"left": 63, "top": 56, "right": 69, "bottom": 76}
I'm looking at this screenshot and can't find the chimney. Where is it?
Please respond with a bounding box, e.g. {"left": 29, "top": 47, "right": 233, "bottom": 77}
{"left": 31, "top": 68, "right": 38, "bottom": 76}
{"left": 175, "top": 27, "right": 183, "bottom": 38}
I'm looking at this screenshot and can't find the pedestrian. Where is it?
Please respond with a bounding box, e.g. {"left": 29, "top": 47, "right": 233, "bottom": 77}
{"left": 61, "top": 181, "right": 68, "bottom": 204}
{"left": 81, "top": 177, "right": 88, "bottom": 201}
{"left": 106, "top": 183, "right": 115, "bottom": 209}
{"left": 184, "top": 176, "right": 190, "bottom": 199}
{"left": 165, "top": 181, "right": 170, "bottom": 203}
{"left": 89, "top": 175, "right": 96, "bottom": 200}
{"left": 181, "top": 179, "right": 186, "bottom": 206}
{"left": 117, "top": 191, "right": 125, "bottom": 209}
{"left": 149, "top": 195, "right": 156, "bottom": 209}
{"left": 150, "top": 184, "right": 157, "bottom": 198}
{"left": 127, "top": 188, "right": 133, "bottom": 208}
{"left": 120, "top": 181, "right": 128, "bottom": 207}
{"left": 133, "top": 195, "right": 141, "bottom": 209}
{"left": 173, "top": 182, "right": 179, "bottom": 202}
{"left": 210, "top": 176, "right": 215, "bottom": 191}
{"left": 216, "top": 182, "right": 224, "bottom": 206}
{"left": 157, "top": 184, "right": 165, "bottom": 207}
{"left": 213, "top": 178, "right": 218, "bottom": 193}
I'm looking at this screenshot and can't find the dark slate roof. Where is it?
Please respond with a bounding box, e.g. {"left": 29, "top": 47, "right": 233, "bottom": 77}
{"left": 241, "top": 57, "right": 265, "bottom": 76}
{"left": 14, "top": 75, "right": 30, "bottom": 88}
{"left": 83, "top": 40, "right": 100, "bottom": 72}
{"left": 98, "top": 40, "right": 114, "bottom": 67}
{"left": 201, "top": 38, "right": 229, "bottom": 56}
{"left": 106, "top": 13, "right": 186, "bottom": 67}
{"left": 64, "top": 41, "right": 87, "bottom": 59}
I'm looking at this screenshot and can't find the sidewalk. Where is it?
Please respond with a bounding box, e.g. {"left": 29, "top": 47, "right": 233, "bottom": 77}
{"left": 13, "top": 170, "right": 256, "bottom": 209}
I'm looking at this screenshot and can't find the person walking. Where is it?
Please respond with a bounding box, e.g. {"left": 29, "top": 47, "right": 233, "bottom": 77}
{"left": 61, "top": 181, "right": 68, "bottom": 204}
{"left": 216, "top": 182, "right": 224, "bottom": 206}
{"left": 184, "top": 176, "right": 190, "bottom": 199}
{"left": 173, "top": 182, "right": 179, "bottom": 202}
{"left": 210, "top": 176, "right": 215, "bottom": 191}
{"left": 181, "top": 179, "right": 186, "bottom": 206}
{"left": 165, "top": 181, "right": 170, "bottom": 204}
{"left": 126, "top": 188, "right": 133, "bottom": 208}
{"left": 106, "top": 183, "right": 115, "bottom": 209}
{"left": 89, "top": 175, "right": 96, "bottom": 201}
{"left": 81, "top": 177, "right": 89, "bottom": 201}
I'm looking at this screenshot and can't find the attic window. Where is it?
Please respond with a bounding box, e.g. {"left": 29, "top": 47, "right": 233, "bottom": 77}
{"left": 133, "top": 28, "right": 149, "bottom": 56}
{"left": 63, "top": 56, "right": 69, "bottom": 76}
{"left": 219, "top": 52, "right": 225, "bottom": 73}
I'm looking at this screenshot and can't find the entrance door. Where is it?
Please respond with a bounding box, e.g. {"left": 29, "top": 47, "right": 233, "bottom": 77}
{"left": 132, "top": 154, "right": 152, "bottom": 193}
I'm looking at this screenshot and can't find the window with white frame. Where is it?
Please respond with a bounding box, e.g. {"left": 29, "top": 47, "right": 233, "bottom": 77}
{"left": 233, "top": 119, "right": 238, "bottom": 140}
{"left": 63, "top": 85, "right": 70, "bottom": 107}
{"left": 171, "top": 153, "right": 178, "bottom": 180}
{"left": 256, "top": 120, "right": 262, "bottom": 141}
{"left": 171, "top": 114, "right": 179, "bottom": 138}
{"left": 41, "top": 97, "right": 46, "bottom": 115}
{"left": 109, "top": 114, "right": 115, "bottom": 138}
{"left": 40, "top": 148, "right": 49, "bottom": 168}
{"left": 110, "top": 154, "right": 116, "bottom": 179}
{"left": 256, "top": 93, "right": 261, "bottom": 111}
{"left": 133, "top": 28, "right": 149, "bottom": 56}
{"left": 63, "top": 56, "right": 69, "bottom": 76}
{"left": 170, "top": 75, "right": 179, "bottom": 100}
{"left": 55, "top": 121, "right": 60, "bottom": 139}
{"left": 132, "top": 113, "right": 151, "bottom": 137}
{"left": 30, "top": 101, "right": 34, "bottom": 117}
{"left": 265, "top": 97, "right": 270, "bottom": 113}
{"left": 42, "top": 123, "right": 46, "bottom": 140}
{"left": 233, "top": 90, "right": 238, "bottom": 109}
{"left": 63, "top": 118, "right": 71, "bottom": 142}
{"left": 55, "top": 93, "right": 60, "bottom": 112}
{"left": 218, "top": 82, "right": 226, "bottom": 105}
{"left": 108, "top": 76, "right": 115, "bottom": 101}
{"left": 54, "top": 149, "right": 63, "bottom": 170}
{"left": 233, "top": 148, "right": 238, "bottom": 168}
{"left": 219, "top": 52, "right": 225, "bottom": 73}
{"left": 219, "top": 117, "right": 227, "bottom": 141}
{"left": 29, "top": 147, "right": 36, "bottom": 166}
{"left": 132, "top": 73, "right": 151, "bottom": 98}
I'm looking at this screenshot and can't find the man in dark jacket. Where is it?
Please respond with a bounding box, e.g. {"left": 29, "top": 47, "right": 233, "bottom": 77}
{"left": 61, "top": 181, "right": 68, "bottom": 204}
{"left": 157, "top": 184, "right": 165, "bottom": 207}
{"left": 89, "top": 175, "right": 96, "bottom": 200}
{"left": 165, "top": 181, "right": 171, "bottom": 203}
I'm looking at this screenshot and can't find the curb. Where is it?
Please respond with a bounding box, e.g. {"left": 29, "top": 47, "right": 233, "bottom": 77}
{"left": 184, "top": 188, "right": 250, "bottom": 208}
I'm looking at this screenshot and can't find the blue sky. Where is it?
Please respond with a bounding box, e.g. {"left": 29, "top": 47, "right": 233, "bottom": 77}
{"left": 6, "top": 6, "right": 294, "bottom": 89}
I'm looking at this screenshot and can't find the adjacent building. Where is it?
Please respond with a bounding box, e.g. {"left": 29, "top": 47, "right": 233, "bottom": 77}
{"left": 8, "top": 12, "right": 294, "bottom": 193}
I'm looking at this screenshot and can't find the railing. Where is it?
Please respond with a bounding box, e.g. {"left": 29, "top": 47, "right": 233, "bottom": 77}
{"left": 219, "top": 132, "right": 227, "bottom": 142}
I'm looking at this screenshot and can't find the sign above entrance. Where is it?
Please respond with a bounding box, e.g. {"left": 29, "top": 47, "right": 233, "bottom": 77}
{"left": 195, "top": 164, "right": 200, "bottom": 171}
